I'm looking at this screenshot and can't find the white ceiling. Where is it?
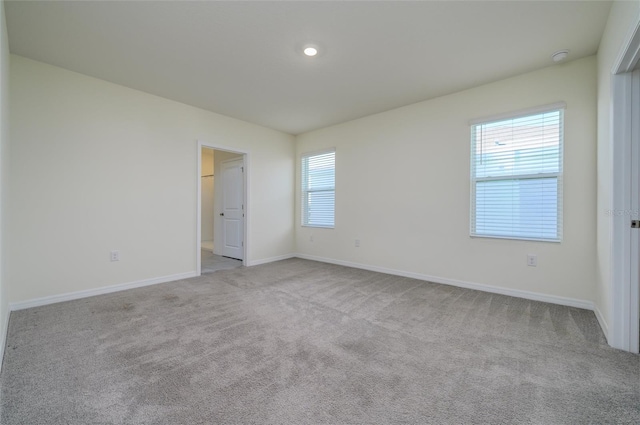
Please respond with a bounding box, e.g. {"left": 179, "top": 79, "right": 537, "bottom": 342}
{"left": 5, "top": 1, "right": 611, "bottom": 135}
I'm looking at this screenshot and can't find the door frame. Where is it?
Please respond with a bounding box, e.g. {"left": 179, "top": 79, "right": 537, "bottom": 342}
{"left": 610, "top": 17, "right": 640, "bottom": 353}
{"left": 196, "top": 140, "right": 250, "bottom": 274}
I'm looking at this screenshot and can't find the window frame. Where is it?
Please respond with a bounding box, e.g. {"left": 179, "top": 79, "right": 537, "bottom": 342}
{"left": 469, "top": 103, "right": 565, "bottom": 243}
{"left": 301, "top": 148, "right": 336, "bottom": 229}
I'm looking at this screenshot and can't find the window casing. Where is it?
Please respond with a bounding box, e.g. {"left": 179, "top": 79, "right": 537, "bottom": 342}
{"left": 301, "top": 149, "right": 335, "bottom": 228}
{"left": 470, "top": 104, "right": 564, "bottom": 242}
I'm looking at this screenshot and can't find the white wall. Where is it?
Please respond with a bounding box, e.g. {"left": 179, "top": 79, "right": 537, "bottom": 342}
{"left": 296, "top": 56, "right": 597, "bottom": 303}
{"left": 595, "top": 0, "right": 640, "bottom": 336}
{"left": 9, "top": 55, "right": 295, "bottom": 303}
{"left": 201, "top": 148, "right": 214, "bottom": 244}
{"left": 0, "top": 0, "right": 10, "bottom": 366}
{"left": 212, "top": 150, "right": 243, "bottom": 256}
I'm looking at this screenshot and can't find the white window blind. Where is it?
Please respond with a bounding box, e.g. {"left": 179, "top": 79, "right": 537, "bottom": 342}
{"left": 470, "top": 106, "right": 564, "bottom": 242}
{"left": 302, "top": 149, "right": 335, "bottom": 228}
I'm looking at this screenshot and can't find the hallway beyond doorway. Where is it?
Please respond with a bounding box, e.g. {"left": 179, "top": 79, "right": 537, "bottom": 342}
{"left": 201, "top": 250, "right": 242, "bottom": 274}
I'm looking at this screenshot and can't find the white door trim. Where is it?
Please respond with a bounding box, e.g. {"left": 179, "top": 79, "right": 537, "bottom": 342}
{"left": 610, "top": 15, "right": 640, "bottom": 353}
{"left": 196, "top": 141, "right": 250, "bottom": 274}
{"left": 613, "top": 17, "right": 640, "bottom": 74}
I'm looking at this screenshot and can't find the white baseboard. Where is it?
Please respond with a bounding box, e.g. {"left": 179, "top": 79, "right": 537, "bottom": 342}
{"left": 0, "top": 302, "right": 10, "bottom": 372}
{"left": 295, "top": 254, "right": 595, "bottom": 311}
{"left": 593, "top": 303, "right": 609, "bottom": 341}
{"left": 247, "top": 253, "right": 295, "bottom": 267}
{"left": 8, "top": 253, "right": 297, "bottom": 312}
{"left": 9, "top": 271, "right": 198, "bottom": 311}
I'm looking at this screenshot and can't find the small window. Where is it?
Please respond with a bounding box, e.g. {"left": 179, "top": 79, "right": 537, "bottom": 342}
{"left": 470, "top": 105, "right": 564, "bottom": 242}
{"left": 301, "top": 149, "right": 335, "bottom": 228}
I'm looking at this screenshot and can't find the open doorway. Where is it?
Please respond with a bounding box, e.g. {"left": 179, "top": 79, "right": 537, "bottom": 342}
{"left": 197, "top": 143, "right": 247, "bottom": 275}
{"left": 611, "top": 20, "right": 640, "bottom": 353}
{"left": 628, "top": 67, "right": 640, "bottom": 353}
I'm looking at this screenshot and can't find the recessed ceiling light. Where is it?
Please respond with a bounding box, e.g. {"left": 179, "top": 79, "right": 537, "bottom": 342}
{"left": 552, "top": 50, "right": 569, "bottom": 63}
{"left": 303, "top": 46, "right": 318, "bottom": 57}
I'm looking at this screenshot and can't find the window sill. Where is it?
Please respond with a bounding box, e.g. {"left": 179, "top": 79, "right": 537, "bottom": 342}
{"left": 470, "top": 234, "right": 561, "bottom": 243}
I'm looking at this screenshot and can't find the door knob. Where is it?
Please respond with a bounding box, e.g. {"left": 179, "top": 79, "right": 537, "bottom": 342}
{"left": 219, "top": 213, "right": 224, "bottom": 216}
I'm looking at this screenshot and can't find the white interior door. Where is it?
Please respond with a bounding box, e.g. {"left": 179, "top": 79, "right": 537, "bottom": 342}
{"left": 221, "top": 158, "right": 244, "bottom": 260}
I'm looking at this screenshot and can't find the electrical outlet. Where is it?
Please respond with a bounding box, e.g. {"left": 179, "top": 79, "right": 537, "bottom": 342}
{"left": 527, "top": 254, "right": 537, "bottom": 267}
{"left": 355, "top": 239, "right": 360, "bottom": 248}
{"left": 110, "top": 250, "right": 120, "bottom": 262}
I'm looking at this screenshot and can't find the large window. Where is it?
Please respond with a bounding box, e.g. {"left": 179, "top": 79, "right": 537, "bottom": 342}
{"left": 470, "top": 104, "right": 564, "bottom": 242}
{"left": 301, "top": 149, "right": 335, "bottom": 228}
